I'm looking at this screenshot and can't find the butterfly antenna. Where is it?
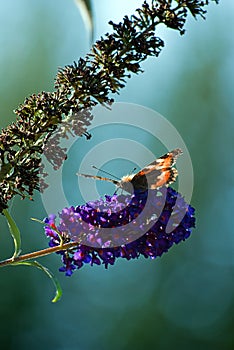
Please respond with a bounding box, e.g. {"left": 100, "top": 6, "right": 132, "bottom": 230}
{"left": 92, "top": 166, "right": 121, "bottom": 181}
{"left": 130, "top": 167, "right": 137, "bottom": 175}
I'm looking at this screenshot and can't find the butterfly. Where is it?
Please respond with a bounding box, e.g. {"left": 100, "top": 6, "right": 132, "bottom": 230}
{"left": 77, "top": 148, "right": 182, "bottom": 193}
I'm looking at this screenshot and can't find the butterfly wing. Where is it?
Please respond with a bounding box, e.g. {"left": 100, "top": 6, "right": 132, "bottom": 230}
{"left": 131, "top": 148, "right": 182, "bottom": 190}
{"left": 77, "top": 173, "right": 119, "bottom": 185}
{"left": 139, "top": 148, "right": 182, "bottom": 173}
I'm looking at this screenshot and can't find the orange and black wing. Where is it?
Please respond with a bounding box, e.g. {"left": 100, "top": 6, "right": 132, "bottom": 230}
{"left": 131, "top": 148, "right": 182, "bottom": 190}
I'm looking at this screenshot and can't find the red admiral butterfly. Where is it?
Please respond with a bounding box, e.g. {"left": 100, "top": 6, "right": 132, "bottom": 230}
{"left": 77, "top": 148, "right": 182, "bottom": 192}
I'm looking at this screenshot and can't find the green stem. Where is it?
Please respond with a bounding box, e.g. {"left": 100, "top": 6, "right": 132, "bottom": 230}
{"left": 0, "top": 242, "right": 80, "bottom": 268}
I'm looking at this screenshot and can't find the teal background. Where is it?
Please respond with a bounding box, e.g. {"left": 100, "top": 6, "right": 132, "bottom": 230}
{"left": 0, "top": 1, "right": 233, "bottom": 349}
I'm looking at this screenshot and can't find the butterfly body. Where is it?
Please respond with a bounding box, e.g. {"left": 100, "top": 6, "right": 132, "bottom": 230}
{"left": 77, "top": 148, "right": 182, "bottom": 193}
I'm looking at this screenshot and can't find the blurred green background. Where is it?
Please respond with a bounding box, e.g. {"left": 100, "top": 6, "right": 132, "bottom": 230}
{"left": 0, "top": 1, "right": 233, "bottom": 349}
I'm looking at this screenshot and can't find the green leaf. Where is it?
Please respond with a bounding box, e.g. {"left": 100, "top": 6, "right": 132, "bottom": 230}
{"left": 74, "top": 0, "right": 94, "bottom": 42}
{"left": 31, "top": 217, "right": 46, "bottom": 225}
{"left": 12, "top": 260, "right": 62, "bottom": 303}
{"left": 31, "top": 217, "right": 63, "bottom": 244}
{"left": 3, "top": 209, "right": 21, "bottom": 258}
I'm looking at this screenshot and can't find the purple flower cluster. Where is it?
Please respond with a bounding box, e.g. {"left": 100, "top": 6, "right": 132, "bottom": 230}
{"left": 44, "top": 187, "right": 195, "bottom": 276}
